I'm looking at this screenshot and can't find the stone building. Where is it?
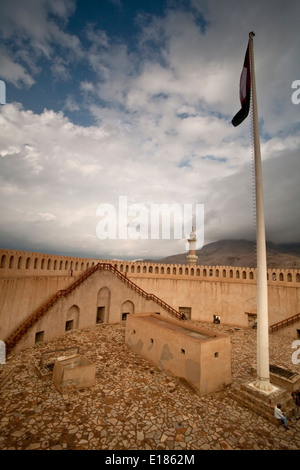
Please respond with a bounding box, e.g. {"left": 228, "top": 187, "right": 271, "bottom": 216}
{"left": 0, "top": 247, "right": 300, "bottom": 355}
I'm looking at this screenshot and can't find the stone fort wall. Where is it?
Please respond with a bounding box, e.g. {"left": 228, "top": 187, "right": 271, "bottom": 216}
{"left": 1, "top": 247, "right": 299, "bottom": 282}
{"left": 1, "top": 248, "right": 300, "bottom": 348}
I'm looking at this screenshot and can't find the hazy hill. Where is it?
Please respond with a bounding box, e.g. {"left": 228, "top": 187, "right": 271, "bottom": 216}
{"left": 143, "top": 239, "right": 300, "bottom": 269}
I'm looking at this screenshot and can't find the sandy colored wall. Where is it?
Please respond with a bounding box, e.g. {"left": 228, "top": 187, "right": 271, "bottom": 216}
{"left": 0, "top": 275, "right": 75, "bottom": 341}
{"left": 3, "top": 269, "right": 175, "bottom": 352}
{"left": 0, "top": 249, "right": 299, "bottom": 351}
{"left": 127, "top": 275, "right": 300, "bottom": 328}
{"left": 125, "top": 313, "right": 231, "bottom": 396}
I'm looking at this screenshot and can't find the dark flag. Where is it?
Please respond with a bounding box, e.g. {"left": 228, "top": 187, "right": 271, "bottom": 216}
{"left": 232, "top": 43, "right": 251, "bottom": 127}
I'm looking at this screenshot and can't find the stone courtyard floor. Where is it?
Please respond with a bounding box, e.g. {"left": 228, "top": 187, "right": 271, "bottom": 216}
{"left": 1, "top": 320, "right": 300, "bottom": 451}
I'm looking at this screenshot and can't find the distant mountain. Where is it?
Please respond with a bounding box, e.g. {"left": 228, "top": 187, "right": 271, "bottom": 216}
{"left": 143, "top": 239, "right": 300, "bottom": 269}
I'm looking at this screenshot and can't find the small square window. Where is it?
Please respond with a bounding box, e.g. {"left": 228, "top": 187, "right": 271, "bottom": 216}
{"left": 181, "top": 348, "right": 185, "bottom": 355}
{"left": 65, "top": 320, "right": 74, "bottom": 331}
{"left": 214, "top": 352, "right": 219, "bottom": 358}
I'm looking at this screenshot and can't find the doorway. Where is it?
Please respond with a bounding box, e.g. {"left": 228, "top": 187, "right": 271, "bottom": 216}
{"left": 97, "top": 306, "right": 105, "bottom": 323}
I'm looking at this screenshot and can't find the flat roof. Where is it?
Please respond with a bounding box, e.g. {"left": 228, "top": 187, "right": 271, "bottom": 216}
{"left": 136, "top": 315, "right": 211, "bottom": 341}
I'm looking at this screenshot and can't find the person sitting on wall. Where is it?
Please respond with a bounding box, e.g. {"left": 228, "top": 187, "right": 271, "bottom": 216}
{"left": 274, "top": 404, "right": 289, "bottom": 429}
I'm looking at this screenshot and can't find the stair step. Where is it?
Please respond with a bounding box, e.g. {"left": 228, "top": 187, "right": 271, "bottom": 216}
{"left": 230, "top": 382, "right": 295, "bottom": 423}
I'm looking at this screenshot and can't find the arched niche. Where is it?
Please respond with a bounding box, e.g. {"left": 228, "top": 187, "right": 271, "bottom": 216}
{"left": 121, "top": 300, "right": 135, "bottom": 321}
{"left": 96, "top": 287, "right": 111, "bottom": 323}
{"left": 65, "top": 304, "right": 80, "bottom": 331}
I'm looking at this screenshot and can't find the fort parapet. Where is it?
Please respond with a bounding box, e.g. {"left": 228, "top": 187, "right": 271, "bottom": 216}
{"left": 1, "top": 248, "right": 299, "bottom": 284}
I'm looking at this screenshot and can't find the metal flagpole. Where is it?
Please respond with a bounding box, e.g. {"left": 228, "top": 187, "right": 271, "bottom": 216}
{"left": 249, "top": 32, "right": 272, "bottom": 392}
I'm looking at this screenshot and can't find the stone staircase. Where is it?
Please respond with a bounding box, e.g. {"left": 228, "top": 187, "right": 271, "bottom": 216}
{"left": 270, "top": 312, "right": 300, "bottom": 334}
{"left": 5, "top": 262, "right": 183, "bottom": 354}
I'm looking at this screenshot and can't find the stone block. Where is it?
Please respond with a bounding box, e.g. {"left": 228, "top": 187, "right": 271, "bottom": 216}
{"left": 125, "top": 313, "right": 232, "bottom": 396}
{"left": 52, "top": 354, "right": 95, "bottom": 393}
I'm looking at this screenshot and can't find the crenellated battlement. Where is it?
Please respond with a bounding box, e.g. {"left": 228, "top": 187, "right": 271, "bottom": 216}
{"left": 1, "top": 248, "right": 299, "bottom": 284}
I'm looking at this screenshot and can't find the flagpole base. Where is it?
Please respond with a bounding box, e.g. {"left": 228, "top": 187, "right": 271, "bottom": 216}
{"left": 253, "top": 378, "right": 273, "bottom": 393}
{"left": 230, "top": 381, "right": 294, "bottom": 424}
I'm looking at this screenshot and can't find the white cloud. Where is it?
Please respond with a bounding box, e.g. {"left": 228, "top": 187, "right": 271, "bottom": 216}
{"left": 38, "top": 212, "right": 56, "bottom": 221}
{"left": 0, "top": 47, "right": 35, "bottom": 88}
{"left": 0, "top": 0, "right": 299, "bottom": 259}
{"left": 0, "top": 0, "right": 82, "bottom": 87}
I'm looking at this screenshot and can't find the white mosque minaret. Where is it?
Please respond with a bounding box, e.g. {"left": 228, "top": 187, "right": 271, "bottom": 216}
{"left": 186, "top": 227, "right": 198, "bottom": 265}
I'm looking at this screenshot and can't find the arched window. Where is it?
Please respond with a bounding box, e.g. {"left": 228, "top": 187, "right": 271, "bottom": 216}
{"left": 0, "top": 255, "right": 6, "bottom": 269}
{"left": 9, "top": 255, "right": 14, "bottom": 268}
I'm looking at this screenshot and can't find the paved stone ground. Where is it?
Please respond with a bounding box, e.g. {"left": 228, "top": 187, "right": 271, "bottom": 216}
{"left": 1, "top": 321, "right": 300, "bottom": 451}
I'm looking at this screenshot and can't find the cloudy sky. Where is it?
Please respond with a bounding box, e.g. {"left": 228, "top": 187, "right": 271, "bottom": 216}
{"left": 0, "top": 0, "right": 299, "bottom": 260}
